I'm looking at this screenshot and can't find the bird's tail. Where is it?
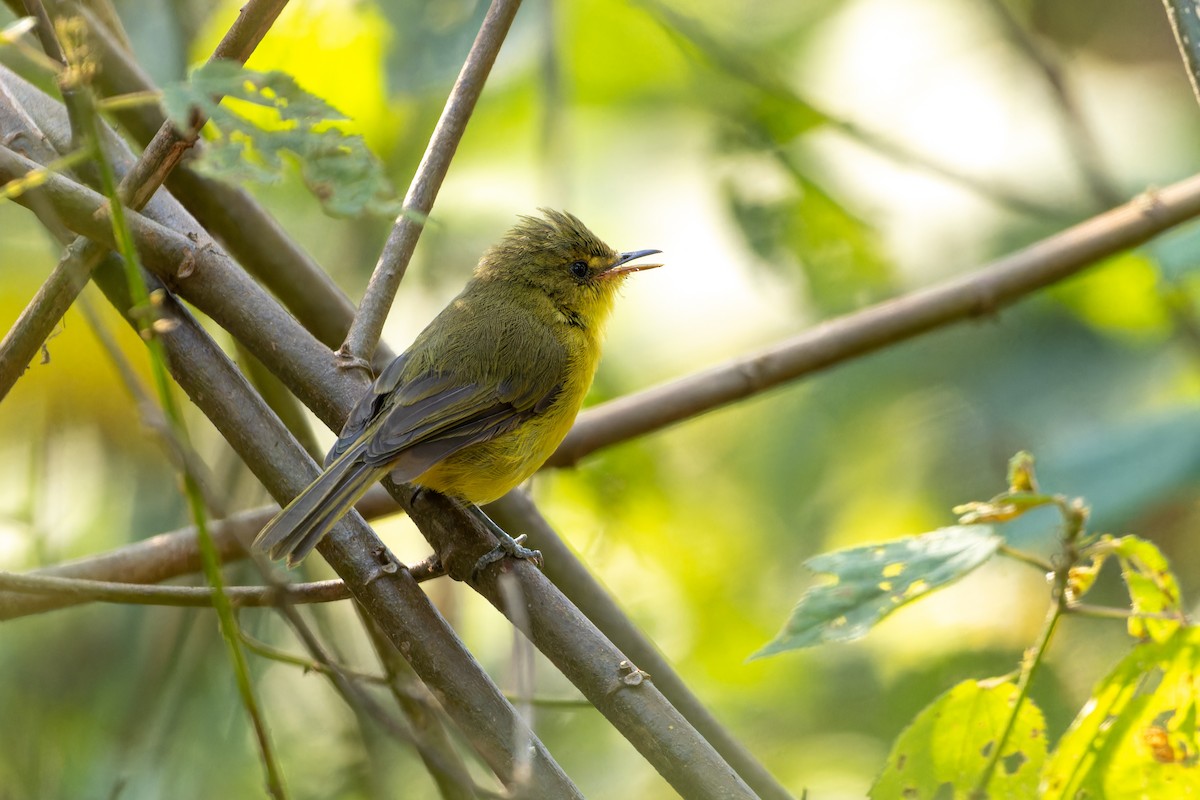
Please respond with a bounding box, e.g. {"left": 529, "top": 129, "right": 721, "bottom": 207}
{"left": 254, "top": 447, "right": 388, "bottom": 566}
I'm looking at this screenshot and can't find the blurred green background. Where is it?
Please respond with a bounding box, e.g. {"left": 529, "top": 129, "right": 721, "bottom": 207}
{"left": 2, "top": 0, "right": 1200, "bottom": 797}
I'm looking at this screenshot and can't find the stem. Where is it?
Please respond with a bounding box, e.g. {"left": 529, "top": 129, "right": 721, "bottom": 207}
{"left": 974, "top": 598, "right": 1063, "bottom": 795}
{"left": 997, "top": 544, "right": 1054, "bottom": 573}
{"left": 79, "top": 78, "right": 288, "bottom": 797}
{"left": 0, "top": 571, "right": 352, "bottom": 606}
{"left": 343, "top": 0, "right": 522, "bottom": 363}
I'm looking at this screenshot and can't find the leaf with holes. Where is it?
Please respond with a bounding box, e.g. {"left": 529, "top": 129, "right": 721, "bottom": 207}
{"left": 1042, "top": 627, "right": 1200, "bottom": 798}
{"left": 162, "top": 61, "right": 400, "bottom": 218}
{"left": 1107, "top": 535, "right": 1184, "bottom": 643}
{"left": 751, "top": 526, "right": 1001, "bottom": 658}
{"left": 871, "top": 679, "right": 1046, "bottom": 799}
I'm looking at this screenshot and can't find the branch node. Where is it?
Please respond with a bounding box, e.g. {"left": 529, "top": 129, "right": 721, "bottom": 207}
{"left": 334, "top": 346, "right": 373, "bottom": 376}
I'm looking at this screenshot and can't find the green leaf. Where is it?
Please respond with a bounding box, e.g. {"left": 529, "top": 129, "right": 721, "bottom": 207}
{"left": 751, "top": 526, "right": 1001, "bottom": 658}
{"left": 161, "top": 61, "right": 401, "bottom": 218}
{"left": 724, "top": 168, "right": 894, "bottom": 315}
{"left": 870, "top": 679, "right": 1046, "bottom": 800}
{"left": 1101, "top": 535, "right": 1185, "bottom": 643}
{"left": 1041, "top": 627, "right": 1200, "bottom": 798}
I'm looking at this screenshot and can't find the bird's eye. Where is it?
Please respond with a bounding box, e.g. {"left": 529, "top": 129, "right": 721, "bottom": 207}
{"left": 569, "top": 260, "right": 589, "bottom": 279}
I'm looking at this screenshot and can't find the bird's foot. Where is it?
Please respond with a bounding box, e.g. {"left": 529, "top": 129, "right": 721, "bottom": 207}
{"left": 472, "top": 531, "right": 543, "bottom": 579}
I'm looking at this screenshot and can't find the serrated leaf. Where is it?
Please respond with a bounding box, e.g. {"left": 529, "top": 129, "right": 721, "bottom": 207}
{"left": 1104, "top": 535, "right": 1185, "bottom": 643}
{"left": 161, "top": 61, "right": 399, "bottom": 218}
{"left": 751, "top": 526, "right": 1001, "bottom": 658}
{"left": 1041, "top": 627, "right": 1200, "bottom": 798}
{"left": 871, "top": 679, "right": 1046, "bottom": 800}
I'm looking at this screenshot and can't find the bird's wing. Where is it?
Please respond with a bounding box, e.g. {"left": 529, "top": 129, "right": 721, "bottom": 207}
{"left": 325, "top": 339, "right": 567, "bottom": 483}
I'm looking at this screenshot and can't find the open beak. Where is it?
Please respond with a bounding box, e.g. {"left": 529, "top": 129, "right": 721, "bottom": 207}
{"left": 604, "top": 248, "right": 663, "bottom": 278}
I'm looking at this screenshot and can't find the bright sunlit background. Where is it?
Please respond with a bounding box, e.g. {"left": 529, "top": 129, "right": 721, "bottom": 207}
{"left": 3, "top": 0, "right": 1200, "bottom": 797}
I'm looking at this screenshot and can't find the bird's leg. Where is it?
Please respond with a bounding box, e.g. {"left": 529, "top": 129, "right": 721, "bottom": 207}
{"left": 464, "top": 503, "right": 543, "bottom": 577}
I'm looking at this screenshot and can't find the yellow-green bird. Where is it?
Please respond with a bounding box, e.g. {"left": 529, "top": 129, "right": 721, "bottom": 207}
{"left": 255, "top": 210, "right": 661, "bottom": 568}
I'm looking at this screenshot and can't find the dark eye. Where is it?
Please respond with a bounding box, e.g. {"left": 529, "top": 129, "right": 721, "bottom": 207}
{"left": 569, "top": 260, "right": 589, "bottom": 279}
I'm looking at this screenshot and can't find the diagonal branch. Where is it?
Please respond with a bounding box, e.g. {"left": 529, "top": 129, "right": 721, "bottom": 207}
{"left": 981, "top": 0, "right": 1122, "bottom": 209}
{"left": 548, "top": 177, "right": 1200, "bottom": 466}
{"left": 0, "top": 129, "right": 764, "bottom": 798}
{"left": 0, "top": 0, "right": 288, "bottom": 401}
{"left": 84, "top": 251, "right": 582, "bottom": 797}
{"left": 342, "top": 0, "right": 522, "bottom": 364}
{"left": 0, "top": 488, "right": 400, "bottom": 620}
{"left": 0, "top": 571, "right": 352, "bottom": 606}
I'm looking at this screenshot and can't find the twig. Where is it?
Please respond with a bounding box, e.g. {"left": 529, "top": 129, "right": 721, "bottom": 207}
{"left": 981, "top": 0, "right": 1122, "bottom": 208}
{"left": 0, "top": 488, "right": 401, "bottom": 620}
{"left": 77, "top": 296, "right": 227, "bottom": 514}
{"left": 268, "top": 592, "right": 496, "bottom": 799}
{"left": 404, "top": 484, "right": 759, "bottom": 800}
{"left": 0, "top": 571, "right": 352, "bottom": 606}
{"left": 0, "top": 0, "right": 287, "bottom": 401}
{"left": 1066, "top": 602, "right": 1187, "bottom": 622}
{"left": 639, "top": 0, "right": 1072, "bottom": 221}
{"left": 239, "top": 630, "right": 387, "bottom": 683}
{"left": 1162, "top": 0, "right": 1200, "bottom": 109}
{"left": 0, "top": 140, "right": 365, "bottom": 427}
{"left": 358, "top": 608, "right": 486, "bottom": 800}
{"left": 488, "top": 491, "right": 795, "bottom": 800}
{"left": 342, "top": 0, "right": 522, "bottom": 364}
{"left": 56, "top": 18, "right": 394, "bottom": 367}
{"left": 548, "top": 178, "right": 1200, "bottom": 467}
{"left": 997, "top": 544, "right": 1054, "bottom": 573}
{"left": 81, "top": 225, "right": 582, "bottom": 796}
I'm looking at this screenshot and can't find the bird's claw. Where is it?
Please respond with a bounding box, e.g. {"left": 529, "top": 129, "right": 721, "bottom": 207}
{"left": 472, "top": 532, "right": 543, "bottom": 579}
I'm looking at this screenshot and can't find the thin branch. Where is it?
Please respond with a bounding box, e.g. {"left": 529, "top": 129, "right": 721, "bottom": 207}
{"left": 487, "top": 491, "right": 796, "bottom": 800}
{"left": 1066, "top": 602, "right": 1189, "bottom": 623}
{"left": 403, "top": 484, "right": 759, "bottom": 800}
{"left": 1162, "top": 0, "right": 1200, "bottom": 109}
{"left": 0, "top": 0, "right": 287, "bottom": 401}
{"left": 640, "top": 0, "right": 1072, "bottom": 221}
{"left": 981, "top": 0, "right": 1122, "bottom": 208}
{"left": 268, "top": 590, "right": 496, "bottom": 799}
{"left": 548, "top": 178, "right": 1200, "bottom": 467}
{"left": 343, "top": 0, "right": 522, "bottom": 364}
{"left": 77, "top": 296, "right": 228, "bottom": 514}
{"left": 240, "top": 630, "right": 387, "bottom": 684}
{"left": 80, "top": 222, "right": 582, "bottom": 796}
{"left": 0, "top": 488, "right": 401, "bottom": 620}
{"left": 65, "top": 16, "right": 393, "bottom": 367}
{"left": 358, "top": 607, "right": 486, "bottom": 800}
{"left": 997, "top": 544, "right": 1055, "bottom": 573}
{"left": 0, "top": 139, "right": 364, "bottom": 427}
{"left": 0, "top": 571, "right": 351, "bottom": 606}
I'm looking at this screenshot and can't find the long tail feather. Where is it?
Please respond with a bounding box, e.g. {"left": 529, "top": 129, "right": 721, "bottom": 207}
{"left": 254, "top": 447, "right": 388, "bottom": 566}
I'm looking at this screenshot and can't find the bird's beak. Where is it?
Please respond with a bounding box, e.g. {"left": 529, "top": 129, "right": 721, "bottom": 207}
{"left": 603, "top": 249, "right": 663, "bottom": 278}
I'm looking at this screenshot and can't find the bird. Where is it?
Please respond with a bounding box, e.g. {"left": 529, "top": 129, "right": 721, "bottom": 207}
{"left": 254, "top": 209, "right": 662, "bottom": 570}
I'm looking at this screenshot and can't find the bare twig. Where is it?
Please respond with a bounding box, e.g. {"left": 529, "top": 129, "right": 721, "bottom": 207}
{"left": 0, "top": 0, "right": 287, "bottom": 401}
{"left": 62, "top": 17, "right": 392, "bottom": 366}
{"left": 343, "top": 0, "right": 522, "bottom": 364}
{"left": 403, "top": 485, "right": 758, "bottom": 799}
{"left": 358, "top": 609, "right": 485, "bottom": 800}
{"left": 488, "top": 491, "right": 796, "bottom": 800}
{"left": 77, "top": 296, "right": 227, "bottom": 514}
{"left": 0, "top": 488, "right": 402, "bottom": 620}
{"left": 82, "top": 231, "right": 581, "bottom": 796}
{"left": 0, "top": 571, "right": 351, "bottom": 606}
{"left": 981, "top": 0, "right": 1122, "bottom": 208}
{"left": 268, "top": 594, "right": 496, "bottom": 799}
{"left": 640, "top": 0, "right": 1072, "bottom": 220}
{"left": 1162, "top": 0, "right": 1200, "bottom": 109}
{"left": 549, "top": 179, "right": 1200, "bottom": 467}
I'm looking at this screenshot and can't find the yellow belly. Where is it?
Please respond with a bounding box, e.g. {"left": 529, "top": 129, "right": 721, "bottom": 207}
{"left": 411, "top": 372, "right": 587, "bottom": 504}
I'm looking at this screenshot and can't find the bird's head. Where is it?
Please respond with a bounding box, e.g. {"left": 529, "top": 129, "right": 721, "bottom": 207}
{"left": 476, "top": 209, "right": 661, "bottom": 327}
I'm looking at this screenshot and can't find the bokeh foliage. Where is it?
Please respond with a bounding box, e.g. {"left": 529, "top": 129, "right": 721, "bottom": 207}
{"left": 3, "top": 0, "right": 1200, "bottom": 797}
